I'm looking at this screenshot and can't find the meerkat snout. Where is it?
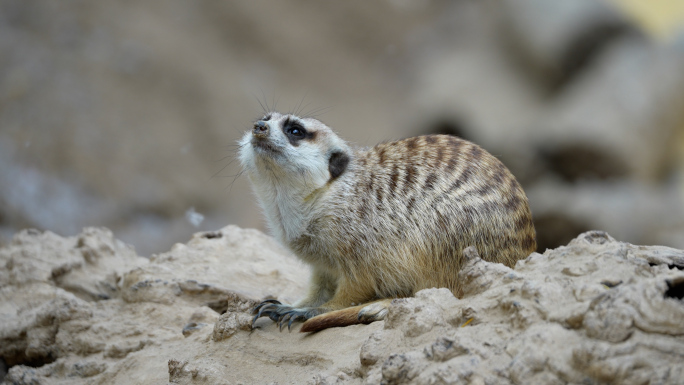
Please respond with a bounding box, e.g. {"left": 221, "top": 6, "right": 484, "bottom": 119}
{"left": 253, "top": 120, "right": 269, "bottom": 138}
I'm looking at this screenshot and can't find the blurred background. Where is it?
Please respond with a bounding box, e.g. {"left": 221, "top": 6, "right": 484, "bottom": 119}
{"left": 1, "top": 0, "right": 684, "bottom": 256}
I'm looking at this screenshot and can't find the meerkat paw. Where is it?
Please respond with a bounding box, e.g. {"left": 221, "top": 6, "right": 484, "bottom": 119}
{"left": 251, "top": 300, "right": 324, "bottom": 331}
{"left": 357, "top": 299, "right": 392, "bottom": 323}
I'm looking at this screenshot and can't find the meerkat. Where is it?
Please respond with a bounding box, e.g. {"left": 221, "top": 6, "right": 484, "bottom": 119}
{"left": 240, "top": 112, "right": 536, "bottom": 332}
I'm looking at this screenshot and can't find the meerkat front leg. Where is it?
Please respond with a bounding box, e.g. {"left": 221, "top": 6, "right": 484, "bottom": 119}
{"left": 251, "top": 268, "right": 337, "bottom": 330}
{"left": 295, "top": 268, "right": 338, "bottom": 308}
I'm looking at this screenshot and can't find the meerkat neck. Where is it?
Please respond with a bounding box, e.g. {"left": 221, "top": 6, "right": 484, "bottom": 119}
{"left": 249, "top": 168, "right": 328, "bottom": 244}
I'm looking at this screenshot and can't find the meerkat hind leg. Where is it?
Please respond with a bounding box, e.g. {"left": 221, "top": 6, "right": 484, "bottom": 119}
{"left": 300, "top": 298, "right": 393, "bottom": 333}
{"left": 358, "top": 298, "right": 392, "bottom": 322}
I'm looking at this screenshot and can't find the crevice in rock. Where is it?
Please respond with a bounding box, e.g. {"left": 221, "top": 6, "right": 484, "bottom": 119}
{"left": 4, "top": 352, "right": 57, "bottom": 370}
{"left": 206, "top": 299, "right": 227, "bottom": 314}
{"left": 539, "top": 144, "right": 629, "bottom": 182}
{"left": 649, "top": 262, "right": 684, "bottom": 271}
{"left": 0, "top": 358, "right": 7, "bottom": 383}
{"left": 664, "top": 279, "right": 684, "bottom": 300}
{"left": 202, "top": 231, "right": 223, "bottom": 239}
{"left": 600, "top": 280, "right": 622, "bottom": 288}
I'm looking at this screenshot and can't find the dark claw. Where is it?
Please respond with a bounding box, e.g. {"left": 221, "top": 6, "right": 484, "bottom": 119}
{"left": 257, "top": 304, "right": 277, "bottom": 319}
{"left": 279, "top": 312, "right": 293, "bottom": 332}
{"left": 252, "top": 299, "right": 281, "bottom": 314}
{"left": 250, "top": 299, "right": 319, "bottom": 331}
{"left": 268, "top": 310, "right": 282, "bottom": 322}
{"left": 251, "top": 300, "right": 283, "bottom": 327}
{"left": 287, "top": 314, "right": 300, "bottom": 331}
{"left": 261, "top": 298, "right": 282, "bottom": 305}
{"left": 252, "top": 309, "right": 276, "bottom": 326}
{"left": 277, "top": 311, "right": 288, "bottom": 324}
{"left": 252, "top": 309, "right": 273, "bottom": 327}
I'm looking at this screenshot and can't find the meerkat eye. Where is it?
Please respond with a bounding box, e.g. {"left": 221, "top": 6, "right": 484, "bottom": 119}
{"left": 282, "top": 119, "right": 312, "bottom": 145}
{"left": 288, "top": 125, "right": 306, "bottom": 137}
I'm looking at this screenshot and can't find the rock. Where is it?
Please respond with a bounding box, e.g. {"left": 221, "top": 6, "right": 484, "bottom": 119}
{"left": 0, "top": 225, "right": 315, "bottom": 384}
{"left": 380, "top": 352, "right": 425, "bottom": 385}
{"left": 583, "top": 276, "right": 684, "bottom": 342}
{"left": 528, "top": 179, "right": 684, "bottom": 251}
{"left": 423, "top": 336, "right": 469, "bottom": 362}
{"left": 500, "top": 0, "right": 638, "bottom": 87}
{"left": 1, "top": 226, "right": 684, "bottom": 384}
{"left": 211, "top": 312, "right": 252, "bottom": 341}
{"left": 535, "top": 38, "right": 684, "bottom": 182}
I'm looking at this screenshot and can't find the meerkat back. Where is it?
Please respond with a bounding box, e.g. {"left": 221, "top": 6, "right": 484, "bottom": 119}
{"left": 304, "top": 135, "right": 534, "bottom": 296}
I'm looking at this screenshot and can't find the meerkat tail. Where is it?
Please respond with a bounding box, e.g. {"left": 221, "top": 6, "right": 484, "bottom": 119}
{"left": 300, "top": 299, "right": 393, "bottom": 333}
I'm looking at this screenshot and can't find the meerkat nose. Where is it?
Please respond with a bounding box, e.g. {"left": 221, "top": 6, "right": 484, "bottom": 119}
{"left": 253, "top": 121, "right": 269, "bottom": 138}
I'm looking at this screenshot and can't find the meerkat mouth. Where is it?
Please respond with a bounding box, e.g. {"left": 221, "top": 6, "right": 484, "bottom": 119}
{"left": 252, "top": 138, "right": 281, "bottom": 156}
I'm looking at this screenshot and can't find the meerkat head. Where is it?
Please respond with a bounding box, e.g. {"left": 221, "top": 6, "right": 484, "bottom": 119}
{"left": 239, "top": 112, "right": 351, "bottom": 189}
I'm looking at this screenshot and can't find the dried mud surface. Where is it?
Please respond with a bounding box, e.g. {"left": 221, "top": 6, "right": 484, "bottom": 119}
{"left": 1, "top": 226, "right": 683, "bottom": 384}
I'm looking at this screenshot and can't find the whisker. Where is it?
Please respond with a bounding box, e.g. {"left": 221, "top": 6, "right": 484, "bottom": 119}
{"left": 221, "top": 169, "right": 246, "bottom": 193}
{"left": 253, "top": 94, "right": 267, "bottom": 115}
{"left": 260, "top": 87, "right": 270, "bottom": 112}
{"left": 214, "top": 152, "right": 241, "bottom": 163}
{"left": 211, "top": 156, "right": 239, "bottom": 180}
{"left": 294, "top": 91, "right": 309, "bottom": 116}
{"left": 273, "top": 92, "right": 280, "bottom": 112}
{"left": 303, "top": 105, "right": 333, "bottom": 119}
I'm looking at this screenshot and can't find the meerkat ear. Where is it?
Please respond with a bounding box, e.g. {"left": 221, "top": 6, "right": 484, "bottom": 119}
{"left": 328, "top": 151, "right": 350, "bottom": 180}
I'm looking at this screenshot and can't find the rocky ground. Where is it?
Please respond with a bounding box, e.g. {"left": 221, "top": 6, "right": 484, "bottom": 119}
{"left": 1, "top": 226, "right": 683, "bottom": 384}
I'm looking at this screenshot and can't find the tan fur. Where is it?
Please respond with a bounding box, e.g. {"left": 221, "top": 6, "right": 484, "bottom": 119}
{"left": 241, "top": 112, "right": 536, "bottom": 332}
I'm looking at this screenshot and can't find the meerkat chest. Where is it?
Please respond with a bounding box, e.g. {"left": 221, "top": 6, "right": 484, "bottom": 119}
{"left": 274, "top": 185, "right": 352, "bottom": 261}
{"left": 261, "top": 190, "right": 305, "bottom": 241}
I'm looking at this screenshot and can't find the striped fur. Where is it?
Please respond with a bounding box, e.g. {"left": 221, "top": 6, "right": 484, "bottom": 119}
{"left": 240, "top": 112, "right": 536, "bottom": 331}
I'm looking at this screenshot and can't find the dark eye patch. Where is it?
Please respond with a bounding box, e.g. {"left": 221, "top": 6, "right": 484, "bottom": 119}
{"left": 282, "top": 117, "right": 315, "bottom": 146}
{"left": 288, "top": 123, "right": 305, "bottom": 137}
